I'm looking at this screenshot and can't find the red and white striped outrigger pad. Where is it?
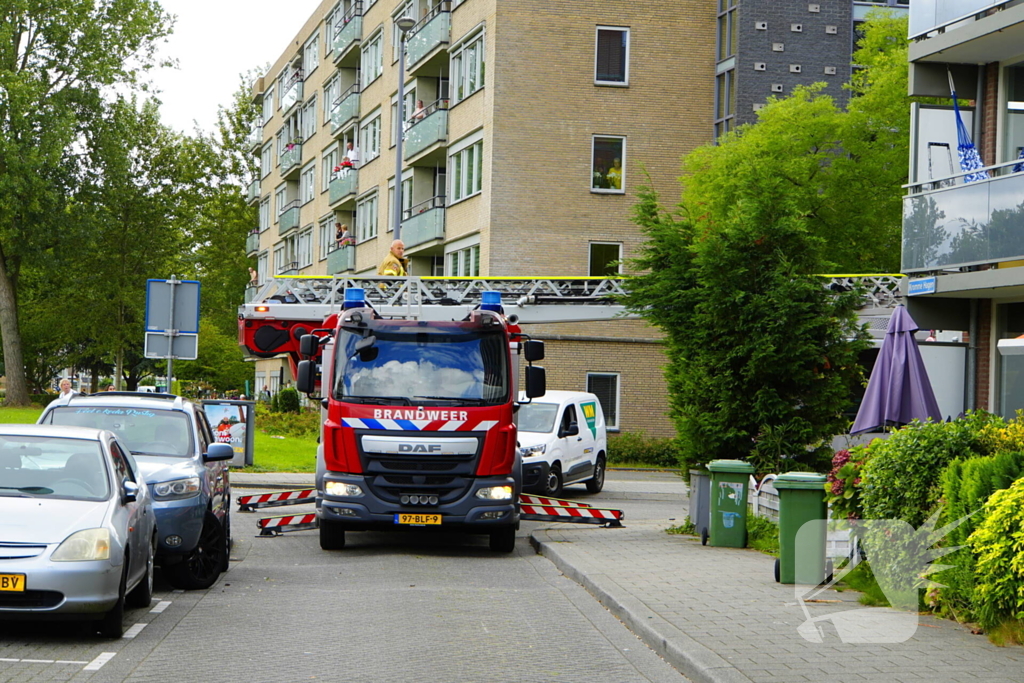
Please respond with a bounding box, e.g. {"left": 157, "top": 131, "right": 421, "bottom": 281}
{"left": 257, "top": 513, "right": 319, "bottom": 536}
{"left": 237, "top": 489, "right": 317, "bottom": 512}
{"left": 519, "top": 494, "right": 593, "bottom": 508}
{"left": 520, "top": 502, "right": 624, "bottom": 527}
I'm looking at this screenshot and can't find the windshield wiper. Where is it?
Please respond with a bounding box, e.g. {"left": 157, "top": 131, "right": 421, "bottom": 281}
{"left": 344, "top": 396, "right": 412, "bottom": 405}
{"left": 414, "top": 396, "right": 490, "bottom": 405}
{"left": 0, "top": 485, "right": 53, "bottom": 495}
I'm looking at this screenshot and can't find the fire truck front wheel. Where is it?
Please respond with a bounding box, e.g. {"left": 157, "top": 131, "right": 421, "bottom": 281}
{"left": 489, "top": 525, "right": 516, "bottom": 553}
{"left": 319, "top": 519, "right": 347, "bottom": 550}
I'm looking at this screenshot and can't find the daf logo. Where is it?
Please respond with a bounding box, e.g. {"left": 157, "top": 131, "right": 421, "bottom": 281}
{"left": 398, "top": 444, "right": 442, "bottom": 453}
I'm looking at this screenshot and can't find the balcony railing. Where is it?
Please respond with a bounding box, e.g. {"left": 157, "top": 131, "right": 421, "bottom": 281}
{"left": 247, "top": 123, "right": 263, "bottom": 151}
{"left": 246, "top": 230, "right": 260, "bottom": 255}
{"left": 331, "top": 85, "right": 360, "bottom": 133}
{"left": 406, "top": 2, "right": 450, "bottom": 69}
{"left": 276, "top": 261, "right": 300, "bottom": 276}
{"left": 245, "top": 284, "right": 260, "bottom": 303}
{"left": 401, "top": 196, "right": 446, "bottom": 248}
{"left": 278, "top": 200, "right": 301, "bottom": 236}
{"left": 246, "top": 178, "right": 260, "bottom": 204}
{"left": 902, "top": 159, "right": 1024, "bottom": 272}
{"left": 909, "top": 0, "right": 1006, "bottom": 39}
{"left": 329, "top": 169, "right": 358, "bottom": 205}
{"left": 280, "top": 142, "right": 302, "bottom": 177}
{"left": 333, "top": 3, "right": 363, "bottom": 64}
{"left": 404, "top": 99, "right": 449, "bottom": 160}
{"left": 326, "top": 243, "right": 355, "bottom": 274}
{"left": 281, "top": 76, "right": 304, "bottom": 112}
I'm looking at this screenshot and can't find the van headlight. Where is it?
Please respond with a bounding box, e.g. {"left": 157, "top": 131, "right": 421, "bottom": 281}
{"left": 153, "top": 477, "right": 200, "bottom": 499}
{"left": 52, "top": 528, "right": 111, "bottom": 562}
{"left": 519, "top": 444, "right": 546, "bottom": 457}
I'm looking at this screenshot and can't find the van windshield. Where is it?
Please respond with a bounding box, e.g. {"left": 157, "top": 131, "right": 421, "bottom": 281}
{"left": 517, "top": 402, "right": 559, "bottom": 433}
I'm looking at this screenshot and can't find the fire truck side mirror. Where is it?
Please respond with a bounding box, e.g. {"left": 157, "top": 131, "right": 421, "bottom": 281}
{"left": 296, "top": 359, "right": 317, "bottom": 395}
{"left": 524, "top": 365, "right": 546, "bottom": 399}
{"left": 523, "top": 340, "right": 545, "bottom": 362}
{"left": 299, "top": 334, "right": 320, "bottom": 358}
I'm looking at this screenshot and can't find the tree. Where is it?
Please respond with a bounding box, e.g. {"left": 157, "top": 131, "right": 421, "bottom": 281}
{"left": 0, "top": 1, "right": 171, "bottom": 404}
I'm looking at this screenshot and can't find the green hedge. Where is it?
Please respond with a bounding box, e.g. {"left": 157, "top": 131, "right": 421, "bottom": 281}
{"left": 607, "top": 432, "right": 679, "bottom": 468}
{"left": 255, "top": 404, "right": 320, "bottom": 439}
{"left": 968, "top": 478, "right": 1024, "bottom": 632}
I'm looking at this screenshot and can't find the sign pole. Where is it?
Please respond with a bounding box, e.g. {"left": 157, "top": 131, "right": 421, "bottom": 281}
{"left": 167, "top": 276, "right": 177, "bottom": 392}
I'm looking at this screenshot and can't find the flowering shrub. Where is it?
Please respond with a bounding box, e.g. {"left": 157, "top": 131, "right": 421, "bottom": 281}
{"left": 823, "top": 446, "right": 868, "bottom": 519}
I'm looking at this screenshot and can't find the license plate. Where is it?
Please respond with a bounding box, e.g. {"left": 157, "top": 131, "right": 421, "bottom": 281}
{"left": 0, "top": 574, "right": 25, "bottom": 592}
{"left": 394, "top": 513, "right": 441, "bottom": 526}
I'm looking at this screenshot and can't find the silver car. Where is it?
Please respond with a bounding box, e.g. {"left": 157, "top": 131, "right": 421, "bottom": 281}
{"left": 0, "top": 425, "right": 156, "bottom": 638}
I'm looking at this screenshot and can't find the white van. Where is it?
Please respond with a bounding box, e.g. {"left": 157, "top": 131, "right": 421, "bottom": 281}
{"left": 517, "top": 390, "right": 608, "bottom": 497}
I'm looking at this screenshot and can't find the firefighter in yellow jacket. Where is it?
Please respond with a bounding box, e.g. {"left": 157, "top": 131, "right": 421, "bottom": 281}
{"left": 377, "top": 239, "right": 409, "bottom": 276}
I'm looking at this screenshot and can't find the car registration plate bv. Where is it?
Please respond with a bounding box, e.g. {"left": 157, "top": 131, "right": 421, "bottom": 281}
{"left": 394, "top": 513, "right": 441, "bottom": 526}
{"left": 0, "top": 574, "right": 25, "bottom": 592}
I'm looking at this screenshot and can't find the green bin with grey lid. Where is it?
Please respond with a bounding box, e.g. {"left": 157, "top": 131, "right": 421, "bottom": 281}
{"left": 706, "top": 459, "right": 755, "bottom": 548}
{"left": 773, "top": 471, "right": 828, "bottom": 584}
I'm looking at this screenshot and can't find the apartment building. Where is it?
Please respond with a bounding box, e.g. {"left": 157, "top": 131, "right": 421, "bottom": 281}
{"left": 899, "top": 1, "right": 1024, "bottom": 417}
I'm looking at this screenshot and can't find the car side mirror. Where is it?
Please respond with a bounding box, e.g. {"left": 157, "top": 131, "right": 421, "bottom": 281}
{"left": 296, "top": 359, "right": 317, "bottom": 394}
{"left": 204, "top": 443, "right": 235, "bottom": 462}
{"left": 561, "top": 422, "right": 579, "bottom": 438}
{"left": 299, "top": 333, "right": 321, "bottom": 358}
{"left": 525, "top": 365, "right": 546, "bottom": 399}
{"left": 122, "top": 479, "right": 139, "bottom": 503}
{"left": 523, "top": 339, "right": 545, "bottom": 362}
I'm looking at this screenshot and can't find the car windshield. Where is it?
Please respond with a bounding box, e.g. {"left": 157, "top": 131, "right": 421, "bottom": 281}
{"left": 45, "top": 407, "right": 193, "bottom": 457}
{"left": 516, "top": 402, "right": 560, "bottom": 433}
{"left": 0, "top": 436, "right": 110, "bottom": 501}
{"left": 334, "top": 326, "right": 509, "bottom": 405}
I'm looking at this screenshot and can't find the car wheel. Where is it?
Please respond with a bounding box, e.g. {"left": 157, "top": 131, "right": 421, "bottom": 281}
{"left": 126, "top": 536, "right": 155, "bottom": 609}
{"left": 489, "top": 525, "right": 516, "bottom": 553}
{"left": 544, "top": 465, "right": 563, "bottom": 498}
{"left": 165, "top": 512, "right": 226, "bottom": 590}
{"left": 98, "top": 564, "right": 127, "bottom": 638}
{"left": 585, "top": 455, "right": 606, "bottom": 494}
{"left": 319, "top": 519, "right": 346, "bottom": 550}
{"left": 221, "top": 512, "right": 232, "bottom": 573}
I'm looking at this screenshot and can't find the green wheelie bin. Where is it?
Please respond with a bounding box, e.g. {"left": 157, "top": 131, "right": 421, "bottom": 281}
{"left": 773, "top": 472, "right": 828, "bottom": 584}
{"left": 706, "top": 459, "right": 755, "bottom": 548}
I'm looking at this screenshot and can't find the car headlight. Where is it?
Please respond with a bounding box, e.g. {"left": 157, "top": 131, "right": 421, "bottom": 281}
{"left": 51, "top": 528, "right": 111, "bottom": 562}
{"left": 519, "top": 444, "right": 546, "bottom": 457}
{"left": 153, "top": 477, "right": 201, "bottom": 499}
{"left": 476, "top": 486, "right": 514, "bottom": 501}
{"left": 325, "top": 481, "right": 364, "bottom": 497}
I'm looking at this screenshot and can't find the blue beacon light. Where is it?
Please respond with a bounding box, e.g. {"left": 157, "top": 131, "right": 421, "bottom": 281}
{"left": 343, "top": 287, "right": 367, "bottom": 309}
{"left": 481, "top": 291, "right": 503, "bottom": 313}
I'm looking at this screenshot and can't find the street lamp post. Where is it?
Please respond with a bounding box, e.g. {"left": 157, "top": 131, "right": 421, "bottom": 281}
{"left": 393, "top": 16, "right": 416, "bottom": 242}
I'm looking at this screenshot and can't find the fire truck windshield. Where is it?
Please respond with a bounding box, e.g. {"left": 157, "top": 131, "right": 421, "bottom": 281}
{"left": 334, "top": 327, "right": 509, "bottom": 405}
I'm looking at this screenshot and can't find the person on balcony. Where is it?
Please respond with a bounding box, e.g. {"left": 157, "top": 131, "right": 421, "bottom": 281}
{"left": 377, "top": 239, "right": 409, "bottom": 277}
{"left": 336, "top": 223, "right": 354, "bottom": 247}
{"left": 412, "top": 100, "right": 426, "bottom": 122}
{"left": 345, "top": 141, "right": 360, "bottom": 167}
{"left": 248, "top": 267, "right": 258, "bottom": 285}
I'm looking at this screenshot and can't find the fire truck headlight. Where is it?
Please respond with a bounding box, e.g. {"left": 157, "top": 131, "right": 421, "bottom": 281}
{"left": 325, "top": 482, "right": 364, "bottom": 497}
{"left": 475, "top": 486, "right": 514, "bottom": 501}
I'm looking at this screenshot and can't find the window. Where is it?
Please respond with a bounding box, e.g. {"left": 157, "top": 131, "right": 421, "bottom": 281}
{"left": 298, "top": 228, "right": 314, "bottom": 268}
{"left": 595, "top": 27, "right": 629, "bottom": 85}
{"left": 260, "top": 144, "right": 273, "bottom": 178}
{"left": 559, "top": 404, "right": 578, "bottom": 434}
{"left": 273, "top": 243, "right": 286, "bottom": 273}
{"left": 387, "top": 176, "right": 413, "bottom": 230}
{"left": 392, "top": 1, "right": 414, "bottom": 62}
{"left": 319, "top": 217, "right": 333, "bottom": 259}
{"left": 300, "top": 163, "right": 316, "bottom": 204}
{"left": 714, "top": 68, "right": 736, "bottom": 139}
{"left": 591, "top": 136, "right": 625, "bottom": 193}
{"left": 586, "top": 373, "right": 619, "bottom": 429}
{"left": 322, "top": 145, "right": 340, "bottom": 192}
{"left": 447, "top": 244, "right": 480, "bottom": 276}
{"left": 714, "top": 0, "right": 737, "bottom": 140}
{"left": 391, "top": 89, "right": 417, "bottom": 146}
{"left": 324, "top": 75, "right": 340, "bottom": 124}
{"left": 451, "top": 31, "right": 484, "bottom": 103}
{"left": 262, "top": 87, "right": 275, "bottom": 123}
{"left": 360, "top": 111, "right": 382, "bottom": 163}
{"left": 326, "top": 5, "right": 340, "bottom": 53}
{"left": 357, "top": 191, "right": 379, "bottom": 242}
{"left": 302, "top": 95, "right": 317, "bottom": 139}
{"left": 450, "top": 140, "right": 483, "bottom": 203}
{"left": 259, "top": 198, "right": 270, "bottom": 232}
{"left": 589, "top": 242, "right": 621, "bottom": 276}
{"left": 257, "top": 251, "right": 269, "bottom": 283}
{"left": 275, "top": 186, "right": 287, "bottom": 217}
{"left": 361, "top": 31, "right": 383, "bottom": 88}
{"left": 717, "top": 0, "right": 736, "bottom": 62}
{"left": 304, "top": 33, "right": 320, "bottom": 76}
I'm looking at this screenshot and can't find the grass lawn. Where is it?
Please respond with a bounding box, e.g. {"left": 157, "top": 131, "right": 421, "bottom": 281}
{"left": 246, "top": 430, "right": 318, "bottom": 473}
{"left": 0, "top": 406, "right": 45, "bottom": 424}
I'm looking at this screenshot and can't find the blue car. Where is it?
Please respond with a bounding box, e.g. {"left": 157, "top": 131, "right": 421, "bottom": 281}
{"left": 38, "top": 393, "right": 233, "bottom": 590}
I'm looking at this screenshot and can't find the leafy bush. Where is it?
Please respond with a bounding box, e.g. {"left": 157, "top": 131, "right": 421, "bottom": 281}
{"left": 607, "top": 432, "right": 679, "bottom": 468}
{"left": 937, "top": 451, "right": 1024, "bottom": 619}
{"left": 824, "top": 447, "right": 869, "bottom": 520}
{"left": 860, "top": 412, "right": 999, "bottom": 527}
{"left": 255, "top": 403, "right": 320, "bottom": 439}
{"left": 968, "top": 478, "right": 1024, "bottom": 633}
{"left": 277, "top": 387, "right": 301, "bottom": 414}
{"left": 746, "top": 514, "right": 780, "bottom": 556}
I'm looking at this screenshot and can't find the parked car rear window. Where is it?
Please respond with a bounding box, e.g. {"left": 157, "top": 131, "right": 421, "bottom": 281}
{"left": 45, "top": 407, "right": 193, "bottom": 458}
{"left": 517, "top": 402, "right": 560, "bottom": 433}
{"left": 0, "top": 436, "right": 110, "bottom": 501}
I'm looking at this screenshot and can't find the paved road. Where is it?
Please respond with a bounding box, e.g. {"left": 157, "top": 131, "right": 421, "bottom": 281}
{"left": 0, "top": 471, "right": 691, "bottom": 683}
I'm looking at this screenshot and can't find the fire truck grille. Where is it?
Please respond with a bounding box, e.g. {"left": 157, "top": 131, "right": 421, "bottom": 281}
{"left": 355, "top": 430, "right": 485, "bottom": 504}
{"left": 379, "top": 460, "right": 456, "bottom": 472}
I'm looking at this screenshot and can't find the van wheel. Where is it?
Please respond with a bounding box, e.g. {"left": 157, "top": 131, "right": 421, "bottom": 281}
{"left": 319, "top": 519, "right": 346, "bottom": 550}
{"left": 544, "top": 465, "right": 563, "bottom": 498}
{"left": 586, "top": 455, "right": 606, "bottom": 493}
{"left": 489, "top": 526, "right": 516, "bottom": 553}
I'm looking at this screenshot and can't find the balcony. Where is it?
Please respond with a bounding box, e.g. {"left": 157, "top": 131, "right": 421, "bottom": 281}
{"left": 908, "top": 2, "right": 1024, "bottom": 65}
{"left": 331, "top": 86, "right": 360, "bottom": 135}
{"left": 247, "top": 123, "right": 263, "bottom": 152}
{"left": 280, "top": 74, "right": 304, "bottom": 113}
{"left": 280, "top": 143, "right": 302, "bottom": 179}
{"left": 329, "top": 169, "right": 358, "bottom": 206}
{"left": 246, "top": 179, "right": 260, "bottom": 205}
{"left": 326, "top": 244, "right": 355, "bottom": 274}
{"left": 245, "top": 284, "right": 260, "bottom": 303}
{"left": 400, "top": 196, "right": 446, "bottom": 248}
{"left": 404, "top": 100, "right": 448, "bottom": 163}
{"left": 909, "top": 0, "right": 1004, "bottom": 39}
{"left": 902, "top": 161, "right": 1024, "bottom": 272}
{"left": 278, "top": 200, "right": 301, "bottom": 237}
{"left": 406, "top": 3, "right": 450, "bottom": 72}
{"left": 276, "top": 261, "right": 299, "bottom": 276}
{"left": 246, "top": 230, "right": 260, "bottom": 256}
{"left": 333, "top": 4, "right": 363, "bottom": 67}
